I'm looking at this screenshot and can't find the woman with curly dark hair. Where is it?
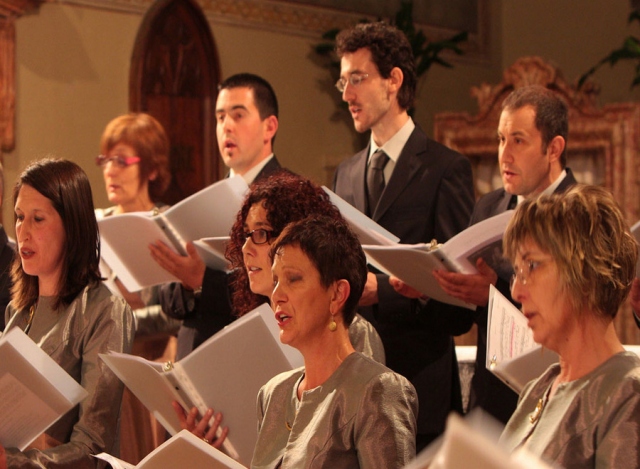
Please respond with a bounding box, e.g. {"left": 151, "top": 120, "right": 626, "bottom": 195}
{"left": 229, "top": 172, "right": 382, "bottom": 361}
{"left": 170, "top": 171, "right": 385, "bottom": 446}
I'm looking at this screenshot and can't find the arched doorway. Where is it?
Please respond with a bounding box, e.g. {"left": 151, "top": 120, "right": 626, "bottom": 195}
{"left": 130, "top": 0, "right": 221, "bottom": 204}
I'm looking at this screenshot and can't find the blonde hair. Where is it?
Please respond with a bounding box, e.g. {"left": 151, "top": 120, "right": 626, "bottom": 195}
{"left": 504, "top": 184, "right": 637, "bottom": 319}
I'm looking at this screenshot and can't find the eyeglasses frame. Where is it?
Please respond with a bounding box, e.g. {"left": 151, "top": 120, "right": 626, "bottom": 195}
{"left": 335, "top": 73, "right": 370, "bottom": 93}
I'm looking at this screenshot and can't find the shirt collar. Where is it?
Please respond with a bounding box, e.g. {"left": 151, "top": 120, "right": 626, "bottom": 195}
{"left": 516, "top": 169, "right": 567, "bottom": 205}
{"left": 368, "top": 118, "right": 415, "bottom": 165}
{"left": 230, "top": 154, "right": 274, "bottom": 184}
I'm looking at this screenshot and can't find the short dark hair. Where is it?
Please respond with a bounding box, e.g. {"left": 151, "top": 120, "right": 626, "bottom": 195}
{"left": 504, "top": 184, "right": 637, "bottom": 319}
{"left": 100, "top": 113, "right": 171, "bottom": 201}
{"left": 270, "top": 215, "right": 367, "bottom": 325}
{"left": 336, "top": 22, "right": 417, "bottom": 111}
{"left": 226, "top": 171, "right": 343, "bottom": 315}
{"left": 502, "top": 85, "right": 569, "bottom": 167}
{"left": 11, "top": 158, "right": 102, "bottom": 311}
{"left": 219, "top": 73, "right": 279, "bottom": 121}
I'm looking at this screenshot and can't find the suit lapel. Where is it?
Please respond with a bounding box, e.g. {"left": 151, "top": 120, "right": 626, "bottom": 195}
{"left": 373, "top": 128, "right": 424, "bottom": 221}
{"left": 351, "top": 147, "right": 369, "bottom": 213}
{"left": 554, "top": 167, "right": 577, "bottom": 194}
{"left": 255, "top": 156, "right": 282, "bottom": 182}
{"left": 499, "top": 192, "right": 516, "bottom": 213}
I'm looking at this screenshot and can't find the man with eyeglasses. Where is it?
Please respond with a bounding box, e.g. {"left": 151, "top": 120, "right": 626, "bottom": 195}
{"left": 150, "top": 73, "right": 285, "bottom": 359}
{"left": 431, "top": 85, "right": 577, "bottom": 425}
{"left": 332, "top": 21, "right": 475, "bottom": 451}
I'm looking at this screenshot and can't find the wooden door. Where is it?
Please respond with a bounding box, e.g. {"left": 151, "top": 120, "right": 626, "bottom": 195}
{"left": 130, "top": 0, "right": 221, "bottom": 204}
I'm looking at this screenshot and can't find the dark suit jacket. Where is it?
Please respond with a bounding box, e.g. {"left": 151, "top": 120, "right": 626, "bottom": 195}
{"left": 161, "top": 157, "right": 283, "bottom": 359}
{"left": 468, "top": 168, "right": 577, "bottom": 423}
{"left": 333, "top": 126, "right": 475, "bottom": 438}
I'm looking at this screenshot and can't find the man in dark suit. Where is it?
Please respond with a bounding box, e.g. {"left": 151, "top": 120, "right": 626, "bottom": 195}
{"left": 151, "top": 73, "right": 284, "bottom": 358}
{"left": 432, "top": 85, "right": 577, "bottom": 423}
{"left": 332, "top": 22, "right": 476, "bottom": 450}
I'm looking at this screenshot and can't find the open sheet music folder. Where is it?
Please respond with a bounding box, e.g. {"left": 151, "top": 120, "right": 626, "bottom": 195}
{"left": 486, "top": 285, "right": 559, "bottom": 393}
{"left": 99, "top": 176, "right": 247, "bottom": 291}
{"left": 95, "top": 430, "right": 247, "bottom": 469}
{"left": 362, "top": 211, "right": 515, "bottom": 310}
{"left": 404, "top": 412, "right": 553, "bottom": 469}
{"left": 0, "top": 328, "right": 88, "bottom": 450}
{"left": 100, "top": 303, "right": 303, "bottom": 467}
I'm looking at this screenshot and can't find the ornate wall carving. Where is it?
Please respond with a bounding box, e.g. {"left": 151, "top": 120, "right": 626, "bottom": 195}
{"left": 434, "top": 56, "right": 640, "bottom": 345}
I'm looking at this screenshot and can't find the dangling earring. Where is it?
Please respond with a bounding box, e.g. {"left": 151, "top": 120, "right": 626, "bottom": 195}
{"left": 328, "top": 316, "right": 337, "bottom": 332}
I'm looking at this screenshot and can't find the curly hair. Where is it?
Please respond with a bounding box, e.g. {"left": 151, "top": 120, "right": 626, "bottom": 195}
{"left": 11, "top": 158, "right": 102, "bottom": 311}
{"left": 335, "top": 21, "right": 417, "bottom": 111}
{"left": 226, "top": 171, "right": 342, "bottom": 315}
{"left": 270, "top": 215, "right": 367, "bottom": 326}
{"left": 503, "top": 184, "right": 637, "bottom": 319}
{"left": 100, "top": 113, "right": 171, "bottom": 201}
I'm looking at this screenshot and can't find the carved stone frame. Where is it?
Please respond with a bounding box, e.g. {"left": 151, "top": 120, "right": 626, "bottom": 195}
{"left": 434, "top": 56, "right": 640, "bottom": 345}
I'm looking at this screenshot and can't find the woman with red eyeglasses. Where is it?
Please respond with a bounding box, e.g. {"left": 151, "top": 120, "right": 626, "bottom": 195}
{"left": 95, "top": 113, "right": 180, "bottom": 463}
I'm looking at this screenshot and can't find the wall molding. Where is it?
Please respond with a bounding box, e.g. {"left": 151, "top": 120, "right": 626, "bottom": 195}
{"left": 56, "top": 0, "right": 489, "bottom": 61}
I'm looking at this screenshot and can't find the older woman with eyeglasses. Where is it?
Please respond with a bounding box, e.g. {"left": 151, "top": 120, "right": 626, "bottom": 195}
{"left": 499, "top": 184, "right": 640, "bottom": 468}
{"left": 95, "top": 113, "right": 180, "bottom": 463}
{"left": 251, "top": 215, "right": 416, "bottom": 468}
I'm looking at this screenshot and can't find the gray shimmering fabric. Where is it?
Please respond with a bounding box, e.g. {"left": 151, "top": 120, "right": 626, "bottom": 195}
{"left": 500, "top": 352, "right": 640, "bottom": 469}
{"left": 349, "top": 313, "right": 386, "bottom": 365}
{"left": 3, "top": 283, "right": 135, "bottom": 468}
{"left": 252, "top": 352, "right": 417, "bottom": 469}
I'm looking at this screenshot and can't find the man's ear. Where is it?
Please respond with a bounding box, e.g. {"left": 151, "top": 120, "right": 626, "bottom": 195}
{"left": 546, "top": 135, "right": 565, "bottom": 164}
{"left": 263, "top": 115, "right": 279, "bottom": 144}
{"left": 388, "top": 67, "right": 404, "bottom": 94}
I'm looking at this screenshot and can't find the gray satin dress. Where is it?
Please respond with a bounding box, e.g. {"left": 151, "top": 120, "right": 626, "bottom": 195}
{"left": 349, "top": 313, "right": 385, "bottom": 365}
{"left": 252, "top": 352, "right": 417, "bottom": 469}
{"left": 3, "top": 283, "right": 135, "bottom": 468}
{"left": 500, "top": 352, "right": 640, "bottom": 469}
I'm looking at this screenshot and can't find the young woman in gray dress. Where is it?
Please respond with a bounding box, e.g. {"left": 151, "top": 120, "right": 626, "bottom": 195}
{"left": 500, "top": 184, "right": 640, "bottom": 468}
{"left": 0, "top": 158, "right": 134, "bottom": 468}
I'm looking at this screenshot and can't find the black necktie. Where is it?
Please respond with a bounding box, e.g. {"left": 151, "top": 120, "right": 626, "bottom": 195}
{"left": 366, "top": 150, "right": 389, "bottom": 216}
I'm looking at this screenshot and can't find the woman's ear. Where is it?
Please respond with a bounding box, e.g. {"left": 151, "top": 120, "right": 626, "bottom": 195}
{"left": 330, "top": 279, "right": 351, "bottom": 317}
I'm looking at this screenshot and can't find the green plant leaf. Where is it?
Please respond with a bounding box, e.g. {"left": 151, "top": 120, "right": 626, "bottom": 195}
{"left": 579, "top": 9, "right": 640, "bottom": 89}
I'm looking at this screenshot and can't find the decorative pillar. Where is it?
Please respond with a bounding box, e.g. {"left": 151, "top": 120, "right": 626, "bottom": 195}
{"left": 0, "top": 0, "right": 44, "bottom": 152}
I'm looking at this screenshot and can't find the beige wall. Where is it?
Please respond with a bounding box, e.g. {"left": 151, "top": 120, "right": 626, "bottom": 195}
{"left": 2, "top": 0, "right": 639, "bottom": 236}
{"left": 502, "top": 0, "right": 640, "bottom": 106}
{"left": 7, "top": 4, "right": 141, "bottom": 232}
